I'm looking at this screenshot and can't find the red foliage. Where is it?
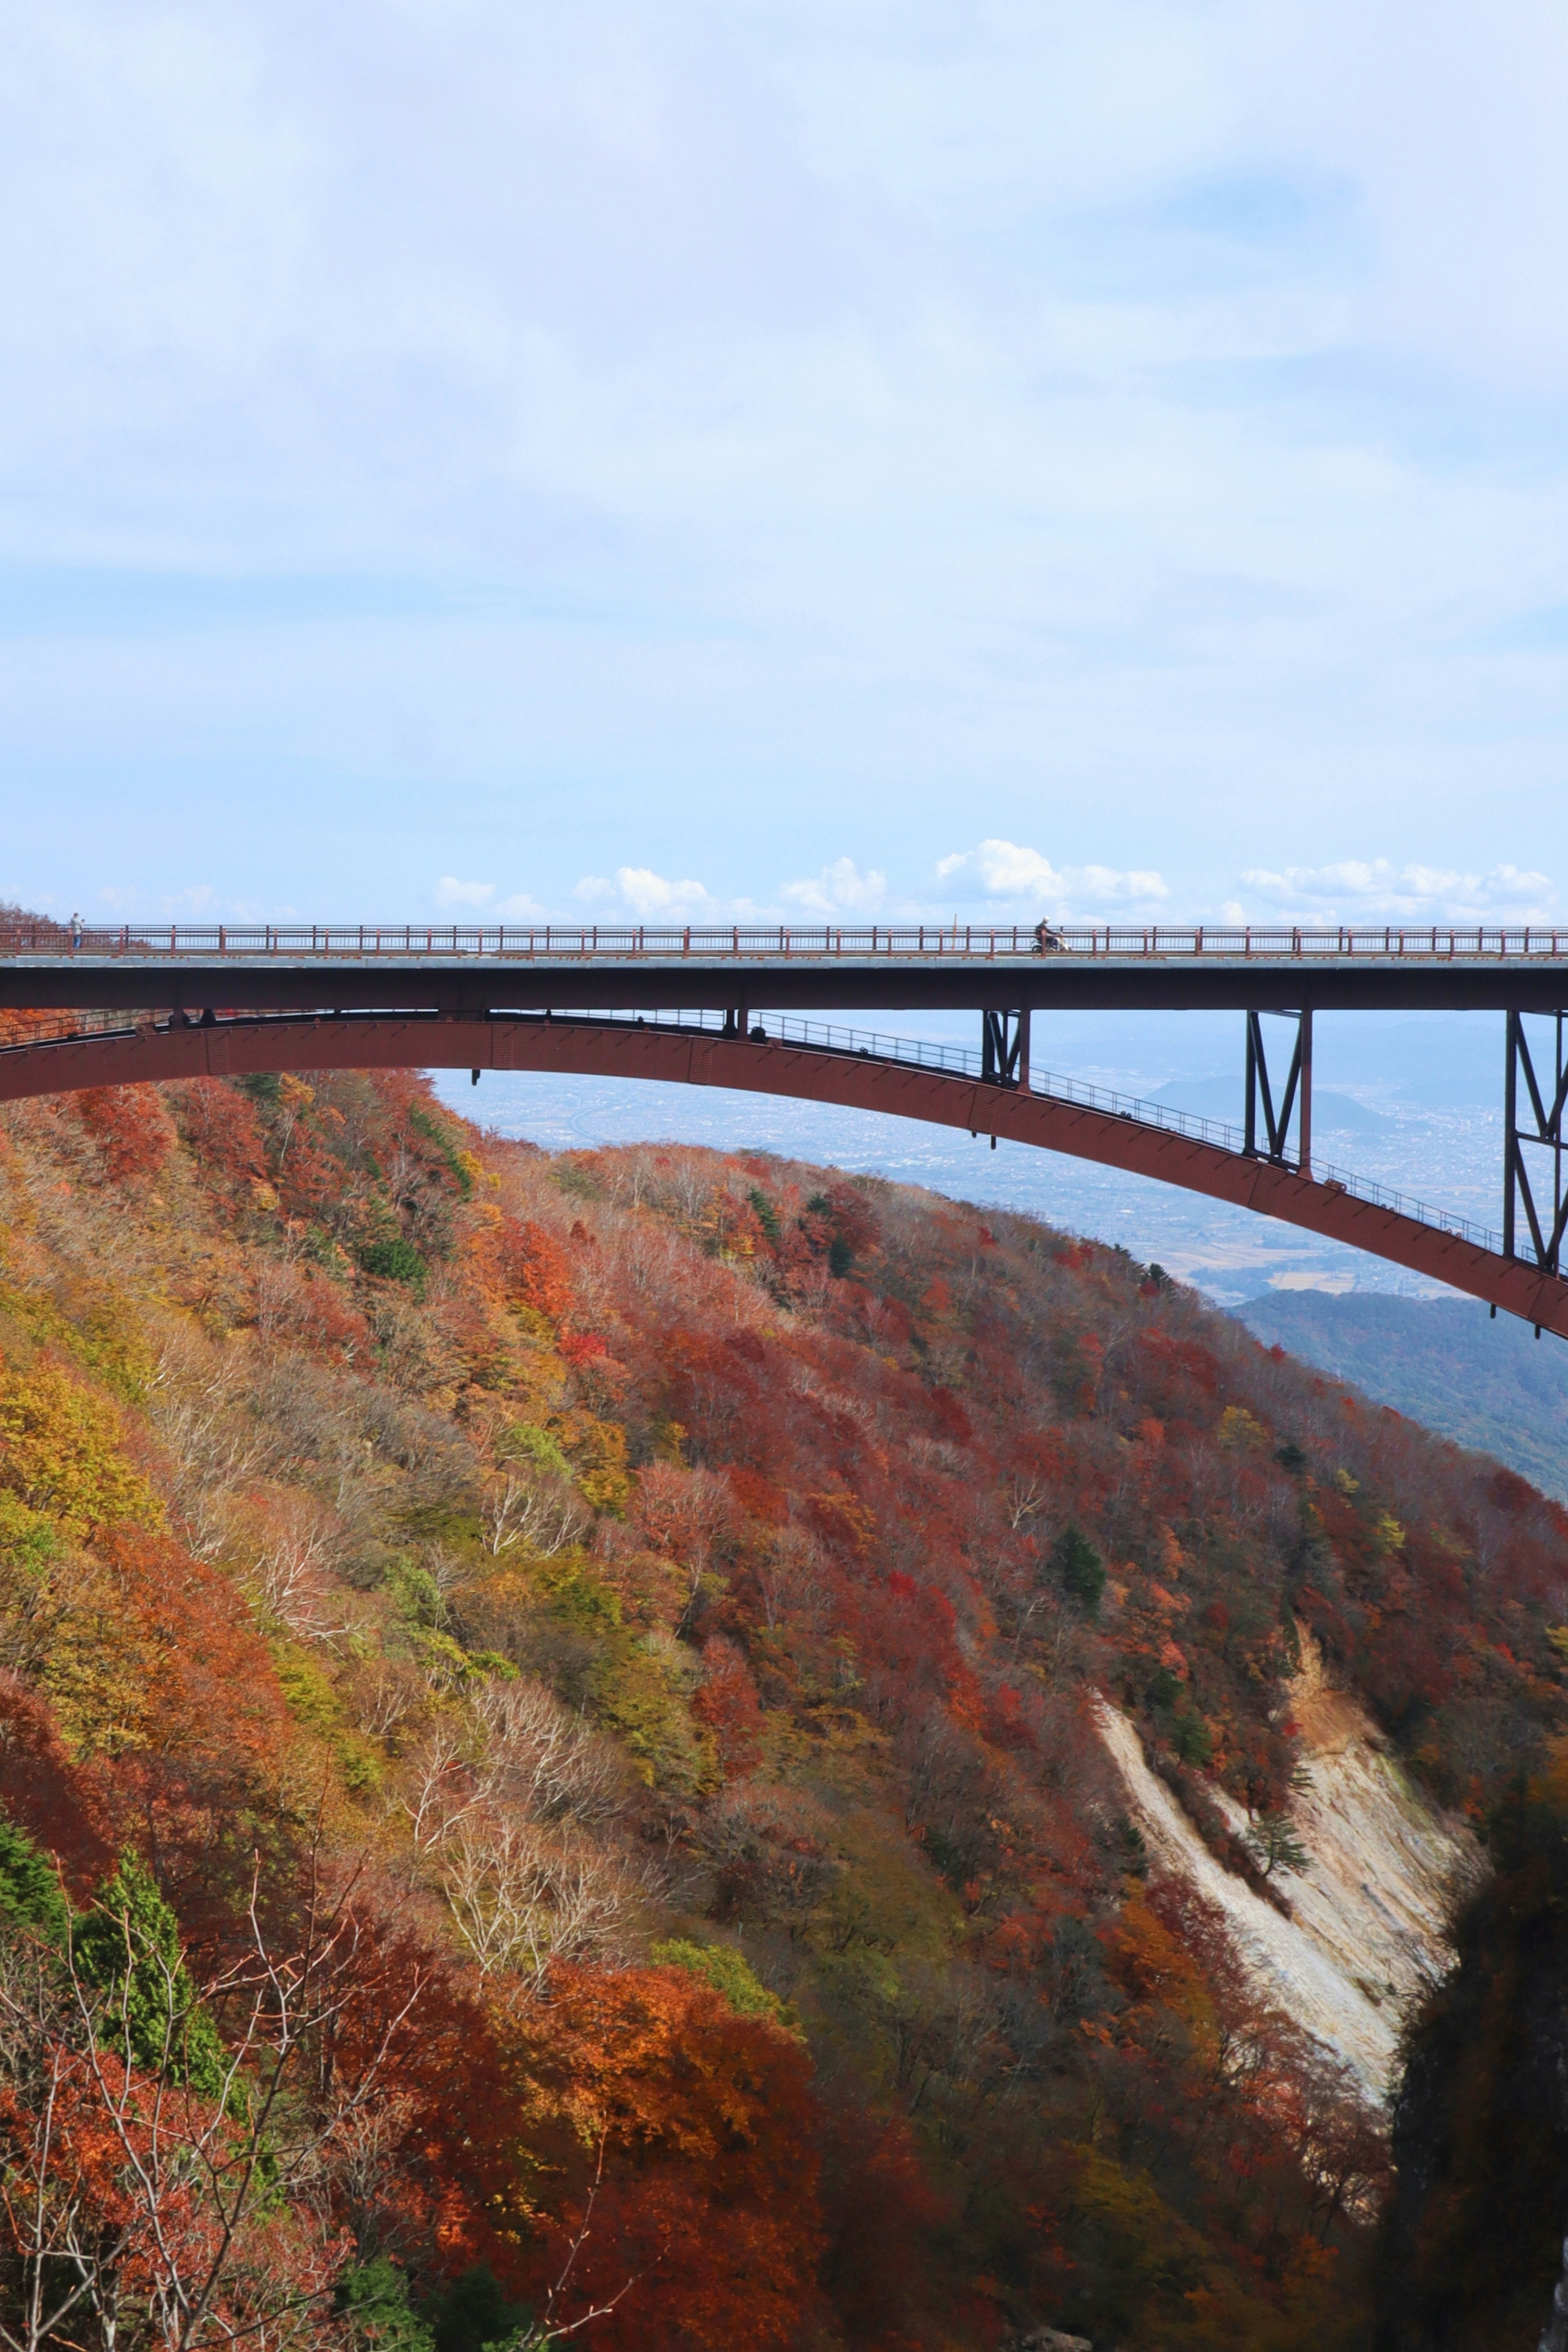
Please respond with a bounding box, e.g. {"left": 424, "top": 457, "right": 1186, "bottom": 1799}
{"left": 691, "top": 1637, "right": 764, "bottom": 1777}
{"left": 0, "top": 1670, "right": 114, "bottom": 1891}
{"left": 726, "top": 1465, "right": 788, "bottom": 1525}
{"left": 76, "top": 1086, "right": 176, "bottom": 1182}
{"left": 169, "top": 1079, "right": 267, "bottom": 1185}
{"left": 256, "top": 1260, "right": 372, "bottom": 1360}
{"left": 321, "top": 1914, "right": 532, "bottom": 2281}
{"left": 822, "top": 1183, "right": 880, "bottom": 1258}
{"left": 817, "top": 2104, "right": 954, "bottom": 2352}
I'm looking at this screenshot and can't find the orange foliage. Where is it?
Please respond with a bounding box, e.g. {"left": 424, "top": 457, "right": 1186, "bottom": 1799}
{"left": 514, "top": 1964, "right": 825, "bottom": 2352}
{"left": 499, "top": 1217, "right": 574, "bottom": 1323}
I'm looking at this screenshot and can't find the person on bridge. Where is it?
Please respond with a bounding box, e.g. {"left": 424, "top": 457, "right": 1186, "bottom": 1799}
{"left": 69, "top": 911, "right": 83, "bottom": 951}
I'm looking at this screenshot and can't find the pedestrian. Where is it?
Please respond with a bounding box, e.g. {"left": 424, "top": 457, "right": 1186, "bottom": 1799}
{"left": 69, "top": 910, "right": 83, "bottom": 951}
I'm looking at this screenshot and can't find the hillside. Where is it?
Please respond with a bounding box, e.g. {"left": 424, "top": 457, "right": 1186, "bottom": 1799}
{"left": 1238, "top": 1290, "right": 1568, "bottom": 1501}
{"left": 3, "top": 1068, "right": 1568, "bottom": 2350}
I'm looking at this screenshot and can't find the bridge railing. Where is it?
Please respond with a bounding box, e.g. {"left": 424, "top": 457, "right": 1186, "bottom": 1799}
{"left": 5, "top": 920, "right": 1568, "bottom": 963}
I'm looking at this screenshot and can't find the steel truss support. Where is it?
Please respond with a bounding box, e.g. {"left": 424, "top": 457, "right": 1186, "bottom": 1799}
{"left": 1504, "top": 1011, "right": 1568, "bottom": 1273}
{"left": 981, "top": 1008, "right": 1030, "bottom": 1088}
{"left": 1243, "top": 1009, "right": 1313, "bottom": 1172}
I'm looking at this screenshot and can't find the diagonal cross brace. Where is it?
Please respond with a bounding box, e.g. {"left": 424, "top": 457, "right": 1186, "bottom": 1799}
{"left": 1505, "top": 1012, "right": 1568, "bottom": 1274}
{"left": 1244, "top": 1009, "right": 1312, "bottom": 1170}
{"left": 981, "top": 1009, "right": 1030, "bottom": 1088}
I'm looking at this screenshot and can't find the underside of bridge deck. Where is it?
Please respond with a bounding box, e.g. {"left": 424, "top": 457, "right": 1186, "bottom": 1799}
{"left": 4, "top": 954, "right": 1568, "bottom": 1016}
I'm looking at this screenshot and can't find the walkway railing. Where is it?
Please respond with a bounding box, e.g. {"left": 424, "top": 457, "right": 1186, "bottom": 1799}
{"left": 5, "top": 920, "right": 1568, "bottom": 964}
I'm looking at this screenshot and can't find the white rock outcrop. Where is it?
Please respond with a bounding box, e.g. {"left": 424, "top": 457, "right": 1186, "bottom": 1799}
{"left": 1095, "top": 1631, "right": 1483, "bottom": 2102}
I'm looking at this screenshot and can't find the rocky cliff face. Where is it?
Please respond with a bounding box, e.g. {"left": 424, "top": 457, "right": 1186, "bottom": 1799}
{"left": 1098, "top": 1630, "right": 1483, "bottom": 2103}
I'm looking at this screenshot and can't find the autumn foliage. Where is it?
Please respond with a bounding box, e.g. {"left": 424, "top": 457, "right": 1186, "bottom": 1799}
{"left": 2, "top": 1065, "right": 1568, "bottom": 2350}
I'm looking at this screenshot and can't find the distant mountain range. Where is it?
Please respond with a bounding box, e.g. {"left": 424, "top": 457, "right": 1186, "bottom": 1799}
{"left": 1151, "top": 1078, "right": 1401, "bottom": 1137}
{"left": 1238, "top": 1290, "right": 1568, "bottom": 1501}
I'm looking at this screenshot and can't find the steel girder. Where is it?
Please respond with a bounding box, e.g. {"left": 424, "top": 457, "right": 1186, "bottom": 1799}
{"left": 2, "top": 1011, "right": 1566, "bottom": 1340}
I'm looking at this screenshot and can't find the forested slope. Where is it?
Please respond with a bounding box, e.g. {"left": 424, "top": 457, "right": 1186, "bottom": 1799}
{"left": 1239, "top": 1288, "right": 1568, "bottom": 1503}
{"left": 2, "top": 1065, "right": 1567, "bottom": 2350}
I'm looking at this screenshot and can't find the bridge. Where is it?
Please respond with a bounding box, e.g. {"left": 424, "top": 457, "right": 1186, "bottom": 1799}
{"left": 3, "top": 917, "right": 1566, "bottom": 1338}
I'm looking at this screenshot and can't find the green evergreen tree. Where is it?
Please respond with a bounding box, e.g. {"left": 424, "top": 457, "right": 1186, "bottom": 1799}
{"left": 1052, "top": 1523, "right": 1107, "bottom": 1616}
{"left": 340, "top": 2258, "right": 438, "bottom": 2352}
{"left": 0, "top": 1811, "right": 71, "bottom": 1945}
{"left": 423, "top": 2264, "right": 531, "bottom": 2352}
{"left": 1244, "top": 1809, "right": 1312, "bottom": 1878}
{"left": 71, "top": 1850, "right": 228, "bottom": 2094}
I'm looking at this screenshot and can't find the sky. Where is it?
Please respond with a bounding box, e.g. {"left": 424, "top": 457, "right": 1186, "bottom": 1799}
{"left": 6, "top": 1, "right": 1568, "bottom": 935}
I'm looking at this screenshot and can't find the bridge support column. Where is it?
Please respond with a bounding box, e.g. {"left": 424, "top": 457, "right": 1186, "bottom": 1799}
{"left": 1244, "top": 1009, "right": 1311, "bottom": 1169}
{"left": 1298, "top": 1009, "right": 1312, "bottom": 1175}
{"left": 1504, "top": 1010, "right": 1568, "bottom": 1272}
{"left": 982, "top": 1009, "right": 1029, "bottom": 1088}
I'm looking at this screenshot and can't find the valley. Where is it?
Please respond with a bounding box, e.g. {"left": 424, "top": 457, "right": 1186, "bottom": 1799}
{"left": 1, "top": 1063, "right": 1565, "bottom": 2350}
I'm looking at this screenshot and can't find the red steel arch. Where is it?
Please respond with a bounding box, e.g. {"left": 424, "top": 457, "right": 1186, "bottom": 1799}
{"left": 6, "top": 1011, "right": 1568, "bottom": 1339}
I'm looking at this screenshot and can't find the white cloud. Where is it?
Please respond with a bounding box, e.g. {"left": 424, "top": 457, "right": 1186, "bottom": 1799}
{"left": 937, "top": 840, "right": 1169, "bottom": 913}
{"left": 575, "top": 866, "right": 714, "bottom": 919}
{"left": 13, "top": 3, "right": 1568, "bottom": 925}
{"left": 780, "top": 856, "right": 887, "bottom": 917}
{"left": 434, "top": 876, "right": 496, "bottom": 909}
{"left": 1240, "top": 859, "right": 1558, "bottom": 923}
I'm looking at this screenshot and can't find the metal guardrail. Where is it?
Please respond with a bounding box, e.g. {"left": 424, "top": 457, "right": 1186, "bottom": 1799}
{"left": 5, "top": 920, "right": 1568, "bottom": 963}
{"left": 0, "top": 1000, "right": 1516, "bottom": 1266}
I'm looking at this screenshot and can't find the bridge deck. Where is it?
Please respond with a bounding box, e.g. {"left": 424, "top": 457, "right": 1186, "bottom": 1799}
{"left": 4, "top": 919, "right": 1568, "bottom": 1012}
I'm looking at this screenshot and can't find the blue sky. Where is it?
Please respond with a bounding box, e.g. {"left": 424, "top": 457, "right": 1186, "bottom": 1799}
{"left": 6, "top": 0, "right": 1568, "bottom": 931}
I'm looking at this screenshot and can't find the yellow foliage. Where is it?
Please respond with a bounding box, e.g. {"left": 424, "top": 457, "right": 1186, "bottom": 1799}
{"left": 41, "top": 1561, "right": 164, "bottom": 1757}
{"left": 1217, "top": 1405, "right": 1269, "bottom": 1452}
{"left": 0, "top": 1357, "right": 164, "bottom": 1538}
{"left": 0, "top": 1527, "right": 160, "bottom": 1757}
{"left": 557, "top": 1410, "right": 631, "bottom": 1514}
{"left": 1102, "top": 1893, "right": 1212, "bottom": 2031}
